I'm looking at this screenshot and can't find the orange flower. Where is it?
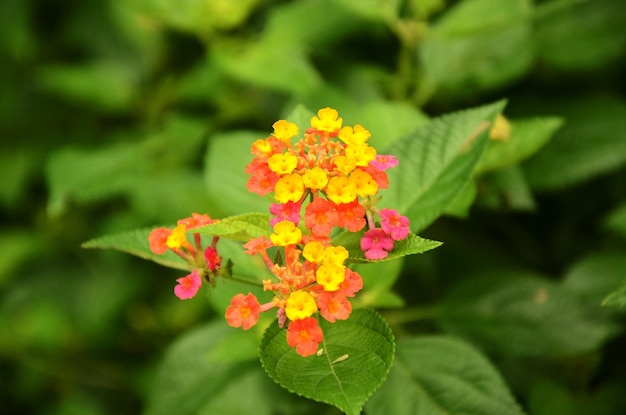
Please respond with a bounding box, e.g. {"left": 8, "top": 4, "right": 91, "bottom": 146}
{"left": 287, "top": 317, "right": 324, "bottom": 357}
{"left": 225, "top": 293, "right": 261, "bottom": 330}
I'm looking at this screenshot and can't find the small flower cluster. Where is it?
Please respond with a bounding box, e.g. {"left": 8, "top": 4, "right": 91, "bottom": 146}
{"left": 148, "top": 213, "right": 222, "bottom": 300}
{"left": 225, "top": 108, "right": 410, "bottom": 357}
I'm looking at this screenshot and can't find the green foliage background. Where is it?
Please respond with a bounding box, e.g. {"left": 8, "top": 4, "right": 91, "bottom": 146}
{"left": 2, "top": 0, "right": 625, "bottom": 413}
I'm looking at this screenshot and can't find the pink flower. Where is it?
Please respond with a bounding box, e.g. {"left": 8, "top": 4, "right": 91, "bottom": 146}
{"left": 270, "top": 201, "right": 301, "bottom": 227}
{"left": 174, "top": 269, "right": 202, "bottom": 300}
{"left": 370, "top": 154, "right": 398, "bottom": 171}
{"left": 360, "top": 228, "right": 394, "bottom": 260}
{"left": 380, "top": 208, "right": 410, "bottom": 241}
{"left": 204, "top": 246, "right": 222, "bottom": 272}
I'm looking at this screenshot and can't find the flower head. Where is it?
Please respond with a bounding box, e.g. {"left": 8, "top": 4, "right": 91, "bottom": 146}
{"left": 318, "top": 291, "right": 352, "bottom": 322}
{"left": 270, "top": 221, "right": 302, "bottom": 246}
{"left": 149, "top": 227, "right": 172, "bottom": 255}
{"left": 272, "top": 120, "right": 299, "bottom": 143}
{"left": 311, "top": 107, "right": 342, "bottom": 133}
{"left": 304, "top": 197, "right": 338, "bottom": 238}
{"left": 166, "top": 224, "right": 188, "bottom": 251}
{"left": 380, "top": 208, "right": 410, "bottom": 241}
{"left": 285, "top": 290, "right": 318, "bottom": 321}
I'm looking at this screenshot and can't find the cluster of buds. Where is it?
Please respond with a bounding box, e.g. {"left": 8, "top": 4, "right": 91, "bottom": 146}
{"left": 148, "top": 213, "right": 223, "bottom": 300}
{"left": 225, "top": 108, "right": 411, "bottom": 356}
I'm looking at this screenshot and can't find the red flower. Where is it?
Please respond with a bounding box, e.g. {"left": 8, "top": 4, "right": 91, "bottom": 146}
{"left": 148, "top": 227, "right": 172, "bottom": 255}
{"left": 304, "top": 197, "right": 338, "bottom": 237}
{"left": 287, "top": 317, "right": 324, "bottom": 357}
{"left": 246, "top": 159, "right": 280, "bottom": 196}
{"left": 318, "top": 291, "right": 352, "bottom": 322}
{"left": 204, "top": 246, "right": 222, "bottom": 272}
{"left": 225, "top": 293, "right": 261, "bottom": 330}
{"left": 335, "top": 199, "right": 366, "bottom": 232}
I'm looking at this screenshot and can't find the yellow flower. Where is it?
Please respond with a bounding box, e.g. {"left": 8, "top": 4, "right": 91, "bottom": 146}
{"left": 303, "top": 241, "right": 326, "bottom": 263}
{"left": 165, "top": 224, "right": 187, "bottom": 250}
{"left": 325, "top": 176, "right": 357, "bottom": 204}
{"left": 345, "top": 144, "right": 376, "bottom": 167}
{"left": 316, "top": 263, "right": 345, "bottom": 291}
{"left": 268, "top": 153, "right": 298, "bottom": 175}
{"left": 274, "top": 174, "right": 305, "bottom": 203}
{"left": 334, "top": 155, "right": 357, "bottom": 175}
{"left": 322, "top": 245, "right": 349, "bottom": 267}
{"left": 349, "top": 169, "right": 378, "bottom": 197}
{"left": 285, "top": 290, "right": 318, "bottom": 320}
{"left": 302, "top": 166, "right": 329, "bottom": 190}
{"left": 311, "top": 107, "right": 342, "bottom": 132}
{"left": 272, "top": 120, "right": 299, "bottom": 143}
{"left": 338, "top": 124, "right": 371, "bottom": 145}
{"left": 270, "top": 221, "right": 302, "bottom": 246}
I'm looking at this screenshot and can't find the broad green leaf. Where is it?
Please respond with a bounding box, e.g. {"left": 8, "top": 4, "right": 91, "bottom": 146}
{"left": 194, "top": 213, "right": 271, "bottom": 241}
{"left": 366, "top": 336, "right": 525, "bottom": 415}
{"left": 476, "top": 117, "right": 564, "bottom": 174}
{"left": 352, "top": 259, "right": 405, "bottom": 308}
{"left": 605, "top": 203, "right": 626, "bottom": 239}
{"left": 383, "top": 100, "right": 506, "bottom": 231}
{"left": 603, "top": 281, "right": 626, "bottom": 310}
{"left": 529, "top": 379, "right": 626, "bottom": 415}
{"left": 211, "top": 39, "right": 321, "bottom": 95}
{"left": 562, "top": 252, "right": 626, "bottom": 307}
{"left": 420, "top": 0, "right": 533, "bottom": 97}
{"left": 82, "top": 228, "right": 189, "bottom": 271}
{"left": 281, "top": 104, "right": 315, "bottom": 135}
{"left": 336, "top": 0, "right": 400, "bottom": 22}
{"left": 534, "top": 0, "right": 626, "bottom": 71}
{"left": 260, "top": 308, "right": 394, "bottom": 415}
{"left": 129, "top": 0, "right": 262, "bottom": 35}
{"left": 204, "top": 130, "right": 268, "bottom": 217}
{"left": 437, "top": 271, "right": 618, "bottom": 356}
{"left": 443, "top": 180, "right": 476, "bottom": 218}
{"left": 524, "top": 96, "right": 626, "bottom": 191}
{"left": 145, "top": 320, "right": 306, "bottom": 415}
{"left": 478, "top": 165, "right": 536, "bottom": 211}
{"left": 332, "top": 231, "right": 442, "bottom": 263}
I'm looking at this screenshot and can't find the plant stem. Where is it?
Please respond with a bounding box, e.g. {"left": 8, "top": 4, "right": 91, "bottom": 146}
{"left": 226, "top": 275, "right": 264, "bottom": 287}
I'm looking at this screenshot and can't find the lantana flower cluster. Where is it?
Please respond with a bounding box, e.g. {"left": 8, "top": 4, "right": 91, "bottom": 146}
{"left": 148, "top": 213, "right": 222, "bottom": 300}
{"left": 225, "top": 108, "right": 411, "bottom": 357}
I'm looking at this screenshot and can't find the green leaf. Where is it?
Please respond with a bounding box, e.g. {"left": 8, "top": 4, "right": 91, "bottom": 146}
{"left": 194, "top": 213, "right": 271, "bottom": 241}
{"left": 204, "top": 130, "right": 268, "bottom": 216}
{"left": 145, "top": 320, "right": 306, "bottom": 415}
{"left": 534, "top": 0, "right": 626, "bottom": 71}
{"left": 437, "top": 271, "right": 618, "bottom": 356}
{"left": 478, "top": 165, "right": 536, "bottom": 211}
{"left": 476, "top": 116, "right": 564, "bottom": 174}
{"left": 352, "top": 259, "right": 405, "bottom": 308}
{"left": 603, "top": 281, "right": 626, "bottom": 310}
{"left": 332, "top": 231, "right": 442, "bottom": 263}
{"left": 420, "top": 0, "right": 533, "bottom": 97}
{"left": 605, "top": 203, "right": 626, "bottom": 239}
{"left": 524, "top": 96, "right": 626, "bottom": 191}
{"left": 562, "top": 252, "right": 626, "bottom": 307}
{"left": 366, "top": 336, "right": 525, "bottom": 415}
{"left": 82, "top": 228, "right": 189, "bottom": 271}
{"left": 260, "top": 308, "right": 395, "bottom": 415}
{"left": 383, "top": 100, "right": 506, "bottom": 231}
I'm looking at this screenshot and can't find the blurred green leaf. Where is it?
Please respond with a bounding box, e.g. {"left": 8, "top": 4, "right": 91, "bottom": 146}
{"left": 333, "top": 231, "right": 442, "bottom": 263}
{"left": 336, "top": 0, "right": 400, "bottom": 22}
{"left": 352, "top": 259, "right": 405, "bottom": 308}
{"left": 477, "top": 117, "right": 564, "bottom": 174}
{"left": 204, "top": 130, "right": 267, "bottom": 217}
{"left": 420, "top": 0, "right": 533, "bottom": 97}
{"left": 438, "top": 271, "right": 618, "bottom": 356}
{"left": 444, "top": 180, "right": 477, "bottom": 218}
{"left": 383, "top": 100, "right": 506, "bottom": 231}
{"left": 0, "top": 230, "right": 42, "bottom": 286}
{"left": 562, "top": 252, "right": 626, "bottom": 307}
{"left": 145, "top": 320, "right": 278, "bottom": 415}
{"left": 82, "top": 228, "right": 189, "bottom": 271}
{"left": 529, "top": 379, "right": 626, "bottom": 415}
{"left": 524, "top": 96, "right": 626, "bottom": 191}
{"left": 603, "top": 281, "right": 626, "bottom": 310}
{"left": 605, "top": 203, "right": 626, "bottom": 239}
{"left": 478, "top": 165, "right": 536, "bottom": 211}
{"left": 260, "top": 308, "right": 394, "bottom": 415}
{"left": 534, "top": 0, "right": 626, "bottom": 71}
{"left": 129, "top": 0, "right": 262, "bottom": 35}
{"left": 212, "top": 39, "right": 322, "bottom": 95}
{"left": 37, "top": 61, "right": 138, "bottom": 112}
{"left": 195, "top": 212, "right": 271, "bottom": 241}
{"left": 366, "top": 336, "right": 525, "bottom": 415}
